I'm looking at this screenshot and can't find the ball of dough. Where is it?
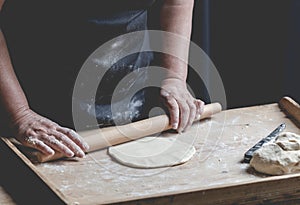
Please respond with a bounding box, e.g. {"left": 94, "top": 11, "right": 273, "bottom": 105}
{"left": 250, "top": 132, "right": 300, "bottom": 175}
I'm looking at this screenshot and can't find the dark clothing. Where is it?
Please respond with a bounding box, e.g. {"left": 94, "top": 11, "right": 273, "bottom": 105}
{"left": 1, "top": 1, "right": 156, "bottom": 130}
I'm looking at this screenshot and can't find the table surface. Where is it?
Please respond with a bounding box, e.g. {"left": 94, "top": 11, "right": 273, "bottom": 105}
{"left": 0, "top": 187, "right": 15, "bottom": 205}
{"left": 1, "top": 102, "right": 300, "bottom": 205}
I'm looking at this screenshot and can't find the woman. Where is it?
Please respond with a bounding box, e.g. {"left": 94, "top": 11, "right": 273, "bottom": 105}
{"left": 0, "top": 0, "right": 204, "bottom": 158}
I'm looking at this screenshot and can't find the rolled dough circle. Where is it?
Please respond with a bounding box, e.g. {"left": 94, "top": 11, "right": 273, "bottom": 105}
{"left": 108, "top": 136, "right": 196, "bottom": 168}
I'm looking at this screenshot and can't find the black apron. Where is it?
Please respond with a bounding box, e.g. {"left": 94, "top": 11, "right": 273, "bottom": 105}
{"left": 1, "top": 0, "right": 156, "bottom": 130}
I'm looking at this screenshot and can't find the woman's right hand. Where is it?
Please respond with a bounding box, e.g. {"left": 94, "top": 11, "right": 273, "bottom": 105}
{"left": 11, "top": 108, "right": 89, "bottom": 158}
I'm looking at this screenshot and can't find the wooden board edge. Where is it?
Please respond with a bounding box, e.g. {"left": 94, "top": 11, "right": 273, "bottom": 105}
{"left": 227, "top": 102, "right": 278, "bottom": 111}
{"left": 108, "top": 174, "right": 300, "bottom": 205}
{"left": 97, "top": 170, "right": 300, "bottom": 204}
{"left": 0, "top": 137, "right": 70, "bottom": 204}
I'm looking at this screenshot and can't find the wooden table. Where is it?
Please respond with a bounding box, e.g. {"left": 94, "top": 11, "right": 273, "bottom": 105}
{"left": 1, "top": 102, "right": 300, "bottom": 205}
{"left": 0, "top": 187, "right": 15, "bottom": 205}
{"left": 0, "top": 145, "right": 17, "bottom": 205}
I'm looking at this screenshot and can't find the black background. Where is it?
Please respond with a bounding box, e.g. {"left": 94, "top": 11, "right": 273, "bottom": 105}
{"left": 152, "top": 0, "right": 300, "bottom": 109}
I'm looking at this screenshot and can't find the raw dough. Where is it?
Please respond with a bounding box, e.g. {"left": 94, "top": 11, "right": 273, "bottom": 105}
{"left": 250, "top": 132, "right": 300, "bottom": 175}
{"left": 108, "top": 136, "right": 196, "bottom": 168}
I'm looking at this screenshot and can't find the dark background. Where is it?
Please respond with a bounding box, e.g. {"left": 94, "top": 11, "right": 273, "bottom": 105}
{"left": 153, "top": 0, "right": 300, "bottom": 109}
{"left": 1, "top": 0, "right": 298, "bottom": 113}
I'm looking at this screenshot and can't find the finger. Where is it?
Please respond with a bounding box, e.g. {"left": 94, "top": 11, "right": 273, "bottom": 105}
{"left": 57, "top": 127, "right": 89, "bottom": 152}
{"left": 160, "top": 89, "right": 170, "bottom": 97}
{"left": 199, "top": 100, "right": 205, "bottom": 114}
{"left": 23, "top": 136, "right": 55, "bottom": 156}
{"left": 177, "top": 100, "right": 190, "bottom": 133}
{"left": 194, "top": 100, "right": 204, "bottom": 120}
{"left": 39, "top": 134, "right": 75, "bottom": 157}
{"left": 24, "top": 129, "right": 37, "bottom": 138}
{"left": 163, "top": 95, "right": 180, "bottom": 129}
{"left": 194, "top": 101, "right": 201, "bottom": 120}
{"left": 51, "top": 129, "right": 86, "bottom": 158}
{"left": 185, "top": 100, "right": 196, "bottom": 131}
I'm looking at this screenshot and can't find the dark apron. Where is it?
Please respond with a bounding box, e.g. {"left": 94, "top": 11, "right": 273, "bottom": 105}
{"left": 0, "top": 0, "right": 156, "bottom": 130}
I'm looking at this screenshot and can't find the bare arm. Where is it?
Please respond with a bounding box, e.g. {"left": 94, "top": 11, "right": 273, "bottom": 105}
{"left": 160, "top": 0, "right": 194, "bottom": 80}
{"left": 160, "top": 0, "right": 204, "bottom": 132}
{"left": 0, "top": 2, "right": 88, "bottom": 157}
{"left": 0, "top": 30, "right": 30, "bottom": 124}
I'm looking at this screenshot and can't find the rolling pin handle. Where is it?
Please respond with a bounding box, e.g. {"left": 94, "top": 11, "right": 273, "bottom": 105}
{"left": 279, "top": 96, "right": 300, "bottom": 125}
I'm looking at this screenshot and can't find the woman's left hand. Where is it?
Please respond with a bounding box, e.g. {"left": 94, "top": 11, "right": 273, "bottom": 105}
{"left": 161, "top": 78, "right": 204, "bottom": 133}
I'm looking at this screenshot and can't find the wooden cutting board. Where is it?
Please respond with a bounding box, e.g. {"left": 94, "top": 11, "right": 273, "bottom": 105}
{"left": 0, "top": 187, "right": 15, "bottom": 205}
{"left": 1, "top": 98, "right": 300, "bottom": 205}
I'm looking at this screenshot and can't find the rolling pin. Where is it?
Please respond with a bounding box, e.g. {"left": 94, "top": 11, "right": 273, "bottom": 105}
{"left": 279, "top": 96, "right": 300, "bottom": 125}
{"left": 35, "top": 102, "right": 222, "bottom": 162}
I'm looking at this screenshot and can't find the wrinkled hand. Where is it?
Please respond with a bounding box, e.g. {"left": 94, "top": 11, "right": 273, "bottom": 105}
{"left": 11, "top": 108, "right": 89, "bottom": 158}
{"left": 161, "top": 78, "right": 204, "bottom": 132}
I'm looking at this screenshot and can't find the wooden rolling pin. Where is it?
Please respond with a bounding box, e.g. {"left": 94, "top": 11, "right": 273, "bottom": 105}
{"left": 279, "top": 96, "right": 300, "bottom": 125}
{"left": 35, "top": 102, "right": 222, "bottom": 162}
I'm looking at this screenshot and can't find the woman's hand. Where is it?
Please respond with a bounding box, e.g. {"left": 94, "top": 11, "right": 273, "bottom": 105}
{"left": 11, "top": 108, "right": 89, "bottom": 158}
{"left": 161, "top": 78, "right": 204, "bottom": 133}
{"left": 0, "top": 23, "right": 89, "bottom": 158}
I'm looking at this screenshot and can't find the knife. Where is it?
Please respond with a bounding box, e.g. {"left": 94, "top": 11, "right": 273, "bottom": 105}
{"left": 243, "top": 123, "right": 286, "bottom": 163}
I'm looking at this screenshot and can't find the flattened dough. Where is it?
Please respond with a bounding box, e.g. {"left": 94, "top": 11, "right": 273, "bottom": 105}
{"left": 108, "top": 137, "right": 196, "bottom": 168}
{"left": 250, "top": 132, "right": 300, "bottom": 175}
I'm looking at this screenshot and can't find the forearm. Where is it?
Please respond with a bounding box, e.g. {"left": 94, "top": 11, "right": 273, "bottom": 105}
{"left": 0, "top": 30, "right": 29, "bottom": 123}
{"left": 160, "top": 0, "right": 194, "bottom": 80}
{"left": 0, "top": 29, "right": 90, "bottom": 156}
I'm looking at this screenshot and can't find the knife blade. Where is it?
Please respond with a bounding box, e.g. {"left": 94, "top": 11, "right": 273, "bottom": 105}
{"left": 243, "top": 123, "right": 286, "bottom": 163}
